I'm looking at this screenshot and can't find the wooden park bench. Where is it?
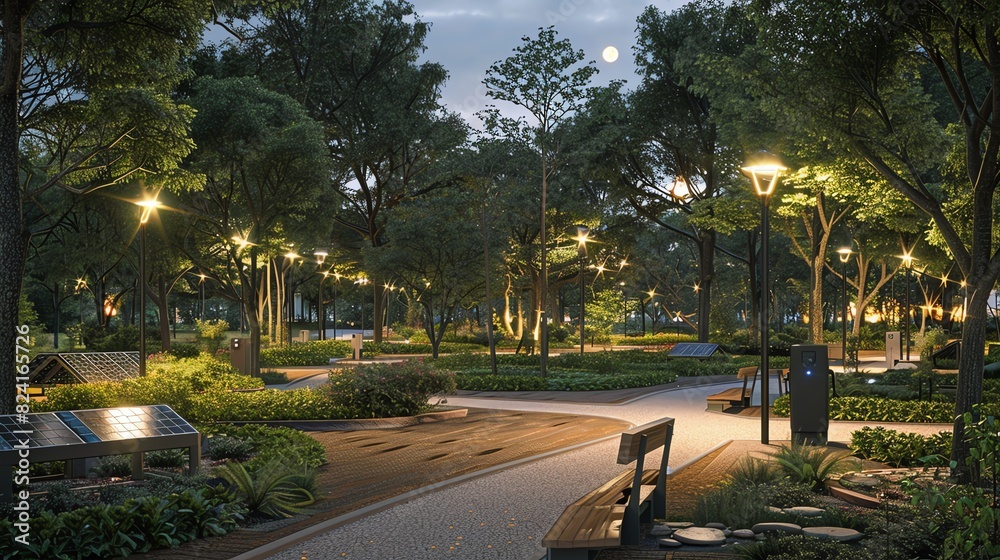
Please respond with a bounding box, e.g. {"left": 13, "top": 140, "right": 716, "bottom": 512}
{"left": 705, "top": 366, "right": 757, "bottom": 411}
{"left": 542, "top": 417, "right": 674, "bottom": 560}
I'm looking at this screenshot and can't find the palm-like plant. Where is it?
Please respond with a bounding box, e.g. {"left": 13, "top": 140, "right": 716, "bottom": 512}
{"left": 772, "top": 443, "right": 858, "bottom": 490}
{"left": 215, "top": 458, "right": 316, "bottom": 518}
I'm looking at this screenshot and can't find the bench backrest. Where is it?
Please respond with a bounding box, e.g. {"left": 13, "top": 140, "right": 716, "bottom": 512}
{"left": 737, "top": 366, "right": 758, "bottom": 379}
{"left": 617, "top": 418, "right": 674, "bottom": 465}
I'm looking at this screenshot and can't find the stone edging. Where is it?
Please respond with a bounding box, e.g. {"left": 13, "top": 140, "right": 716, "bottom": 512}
{"left": 223, "top": 408, "right": 468, "bottom": 431}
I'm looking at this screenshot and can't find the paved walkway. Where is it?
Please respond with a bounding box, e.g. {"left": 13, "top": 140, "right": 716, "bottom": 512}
{"left": 238, "top": 373, "right": 949, "bottom": 560}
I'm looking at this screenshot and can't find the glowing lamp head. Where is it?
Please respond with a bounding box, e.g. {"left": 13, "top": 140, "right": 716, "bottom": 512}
{"left": 741, "top": 152, "right": 787, "bottom": 197}
{"left": 837, "top": 247, "right": 853, "bottom": 263}
{"left": 135, "top": 198, "right": 162, "bottom": 224}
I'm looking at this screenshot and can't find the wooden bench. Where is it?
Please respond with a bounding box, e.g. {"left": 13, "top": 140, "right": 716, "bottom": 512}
{"left": 542, "top": 418, "right": 674, "bottom": 560}
{"left": 828, "top": 343, "right": 844, "bottom": 362}
{"left": 706, "top": 366, "right": 757, "bottom": 411}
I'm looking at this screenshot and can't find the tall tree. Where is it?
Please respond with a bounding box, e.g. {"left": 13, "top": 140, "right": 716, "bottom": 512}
{"left": 0, "top": 0, "right": 221, "bottom": 412}
{"left": 750, "top": 0, "right": 1000, "bottom": 476}
{"left": 221, "top": 0, "right": 466, "bottom": 344}
{"left": 177, "top": 76, "right": 329, "bottom": 373}
{"left": 482, "top": 26, "right": 597, "bottom": 375}
{"left": 366, "top": 189, "right": 486, "bottom": 358}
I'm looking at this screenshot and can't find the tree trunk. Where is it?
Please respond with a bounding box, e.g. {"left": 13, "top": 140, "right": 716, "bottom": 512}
{"left": 373, "top": 281, "right": 384, "bottom": 344}
{"left": 0, "top": 15, "right": 28, "bottom": 413}
{"left": 952, "top": 284, "right": 988, "bottom": 480}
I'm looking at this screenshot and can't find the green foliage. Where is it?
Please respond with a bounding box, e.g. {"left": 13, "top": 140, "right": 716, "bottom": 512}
{"left": 737, "top": 535, "right": 874, "bottom": 560}
{"left": 324, "top": 360, "right": 456, "bottom": 418}
{"left": 259, "top": 339, "right": 352, "bottom": 366}
{"left": 194, "top": 319, "right": 230, "bottom": 354}
{"left": 727, "top": 456, "right": 782, "bottom": 487}
{"left": 454, "top": 372, "right": 548, "bottom": 391}
{"left": 772, "top": 443, "right": 857, "bottom": 489}
{"left": 771, "top": 394, "right": 969, "bottom": 423}
{"left": 167, "top": 342, "right": 201, "bottom": 359}
{"left": 367, "top": 341, "right": 484, "bottom": 355}
{"left": 255, "top": 370, "right": 289, "bottom": 385}
{"left": 90, "top": 325, "right": 141, "bottom": 352}
{"left": 200, "top": 424, "right": 326, "bottom": 471}
{"left": 215, "top": 458, "right": 316, "bottom": 519}
{"left": 850, "top": 426, "right": 952, "bottom": 467}
{"left": 205, "top": 436, "right": 255, "bottom": 462}
{"left": 692, "top": 483, "right": 776, "bottom": 528}
{"left": 189, "top": 388, "right": 343, "bottom": 422}
{"left": 0, "top": 486, "right": 243, "bottom": 559}
{"left": 35, "top": 355, "right": 263, "bottom": 418}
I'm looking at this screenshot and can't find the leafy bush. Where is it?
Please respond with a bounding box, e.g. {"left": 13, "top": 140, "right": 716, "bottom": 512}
{"left": 259, "top": 339, "right": 351, "bottom": 366}
{"left": 737, "top": 534, "right": 874, "bottom": 560}
{"left": 692, "top": 483, "right": 776, "bottom": 528}
{"left": 205, "top": 436, "right": 255, "bottom": 462}
{"left": 168, "top": 342, "right": 201, "bottom": 359}
{"left": 35, "top": 355, "right": 263, "bottom": 418}
{"left": 772, "top": 443, "right": 858, "bottom": 490}
{"left": 199, "top": 424, "right": 326, "bottom": 470}
{"left": 850, "top": 426, "right": 952, "bottom": 467}
{"left": 189, "top": 388, "right": 344, "bottom": 422}
{"left": 455, "top": 372, "right": 548, "bottom": 391}
{"left": 92, "top": 454, "right": 132, "bottom": 478}
{"left": 0, "top": 486, "right": 243, "bottom": 559}
{"left": 727, "top": 456, "right": 782, "bottom": 487}
{"left": 195, "top": 319, "right": 230, "bottom": 353}
{"left": 324, "top": 360, "right": 456, "bottom": 418}
{"left": 215, "top": 458, "right": 316, "bottom": 519}
{"left": 255, "top": 370, "right": 289, "bottom": 385}
{"left": 771, "top": 394, "right": 971, "bottom": 423}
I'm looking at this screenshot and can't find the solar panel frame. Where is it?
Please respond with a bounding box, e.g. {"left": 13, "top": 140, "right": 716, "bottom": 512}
{"left": 668, "top": 342, "right": 720, "bottom": 358}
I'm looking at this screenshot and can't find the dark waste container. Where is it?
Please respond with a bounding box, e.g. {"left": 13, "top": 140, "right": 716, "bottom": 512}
{"left": 789, "top": 344, "right": 829, "bottom": 445}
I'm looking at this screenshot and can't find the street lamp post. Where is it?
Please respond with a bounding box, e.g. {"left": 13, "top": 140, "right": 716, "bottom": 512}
{"left": 837, "top": 248, "right": 853, "bottom": 367}
{"left": 742, "top": 153, "right": 786, "bottom": 445}
{"left": 196, "top": 273, "right": 207, "bottom": 320}
{"left": 620, "top": 281, "right": 627, "bottom": 339}
{"left": 314, "top": 251, "right": 328, "bottom": 340}
{"left": 134, "top": 196, "right": 161, "bottom": 376}
{"left": 355, "top": 277, "right": 370, "bottom": 339}
{"left": 575, "top": 226, "right": 590, "bottom": 354}
{"left": 331, "top": 273, "right": 341, "bottom": 340}
{"left": 900, "top": 252, "right": 914, "bottom": 360}
{"left": 284, "top": 251, "right": 301, "bottom": 345}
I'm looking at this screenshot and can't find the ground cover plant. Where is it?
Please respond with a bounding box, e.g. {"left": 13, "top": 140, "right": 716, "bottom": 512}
{"left": 437, "top": 351, "right": 790, "bottom": 391}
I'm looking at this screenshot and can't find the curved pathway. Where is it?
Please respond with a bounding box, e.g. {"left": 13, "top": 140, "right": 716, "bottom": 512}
{"left": 250, "top": 379, "right": 950, "bottom": 560}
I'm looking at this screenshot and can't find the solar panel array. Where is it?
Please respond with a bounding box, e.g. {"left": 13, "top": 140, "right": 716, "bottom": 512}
{"left": 59, "top": 352, "right": 140, "bottom": 382}
{"left": 668, "top": 342, "right": 720, "bottom": 358}
{"left": 0, "top": 405, "right": 196, "bottom": 451}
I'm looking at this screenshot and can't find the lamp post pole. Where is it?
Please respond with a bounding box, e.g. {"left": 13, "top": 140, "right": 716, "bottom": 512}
{"left": 899, "top": 252, "right": 914, "bottom": 361}
{"left": 837, "top": 248, "right": 853, "bottom": 367}
{"left": 315, "top": 251, "right": 328, "bottom": 340}
{"left": 332, "top": 274, "right": 340, "bottom": 340}
{"left": 576, "top": 226, "right": 589, "bottom": 355}
{"left": 135, "top": 197, "right": 161, "bottom": 376}
{"left": 743, "top": 154, "right": 786, "bottom": 445}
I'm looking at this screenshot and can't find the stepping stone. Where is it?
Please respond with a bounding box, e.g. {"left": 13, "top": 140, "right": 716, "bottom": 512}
{"left": 649, "top": 525, "right": 674, "bottom": 536}
{"left": 732, "top": 529, "right": 756, "bottom": 538}
{"left": 767, "top": 506, "right": 784, "bottom": 514}
{"left": 665, "top": 521, "right": 694, "bottom": 528}
{"left": 723, "top": 529, "right": 732, "bottom": 537}
{"left": 705, "top": 522, "right": 727, "bottom": 530}
{"left": 658, "top": 538, "right": 682, "bottom": 548}
{"left": 803, "top": 526, "right": 863, "bottom": 542}
{"left": 784, "top": 506, "right": 826, "bottom": 517}
{"left": 672, "top": 527, "right": 727, "bottom": 546}
{"left": 752, "top": 522, "right": 803, "bottom": 535}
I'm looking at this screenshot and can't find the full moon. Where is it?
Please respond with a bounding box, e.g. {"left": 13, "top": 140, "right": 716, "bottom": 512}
{"left": 602, "top": 46, "right": 619, "bottom": 63}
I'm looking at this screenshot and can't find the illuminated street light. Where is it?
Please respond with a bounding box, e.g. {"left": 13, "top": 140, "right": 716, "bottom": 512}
{"left": 742, "top": 151, "right": 787, "bottom": 445}
{"left": 668, "top": 176, "right": 691, "bottom": 201}
{"left": 576, "top": 226, "right": 590, "bottom": 354}
{"left": 898, "top": 251, "right": 915, "bottom": 360}
{"left": 314, "top": 251, "right": 329, "bottom": 340}
{"left": 133, "top": 195, "right": 161, "bottom": 376}
{"left": 837, "top": 247, "right": 853, "bottom": 367}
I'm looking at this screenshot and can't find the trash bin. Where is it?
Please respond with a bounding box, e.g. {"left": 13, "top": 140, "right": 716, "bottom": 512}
{"left": 789, "top": 344, "right": 829, "bottom": 445}
{"left": 297, "top": 329, "right": 310, "bottom": 343}
{"left": 885, "top": 331, "right": 901, "bottom": 368}
{"left": 230, "top": 338, "right": 250, "bottom": 375}
{"left": 351, "top": 333, "right": 363, "bottom": 360}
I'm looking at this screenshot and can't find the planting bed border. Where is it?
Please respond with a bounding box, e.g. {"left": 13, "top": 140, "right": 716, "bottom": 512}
{"left": 222, "top": 407, "right": 469, "bottom": 431}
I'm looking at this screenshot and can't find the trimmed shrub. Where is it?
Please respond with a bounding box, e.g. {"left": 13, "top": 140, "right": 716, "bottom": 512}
{"left": 259, "top": 339, "right": 351, "bottom": 366}
{"left": 850, "top": 426, "right": 952, "bottom": 467}
{"left": 324, "top": 360, "right": 456, "bottom": 418}
{"left": 189, "top": 388, "right": 344, "bottom": 422}
{"left": 0, "top": 486, "right": 243, "bottom": 559}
